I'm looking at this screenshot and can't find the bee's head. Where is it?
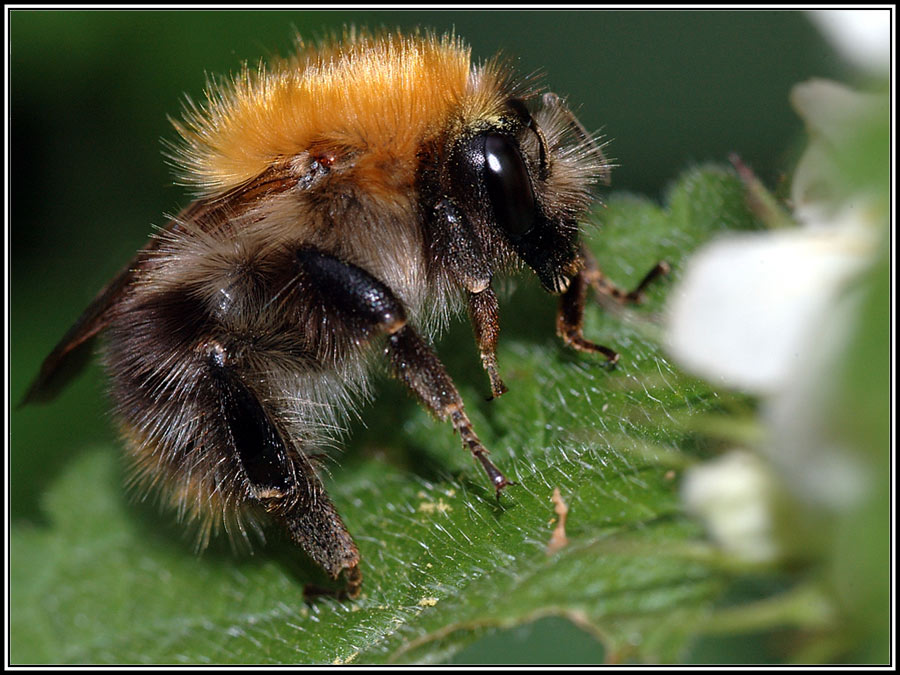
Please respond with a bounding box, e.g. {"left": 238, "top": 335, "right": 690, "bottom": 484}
{"left": 437, "top": 95, "right": 608, "bottom": 293}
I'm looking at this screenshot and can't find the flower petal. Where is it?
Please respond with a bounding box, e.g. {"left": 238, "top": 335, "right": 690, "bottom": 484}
{"left": 665, "top": 225, "right": 873, "bottom": 394}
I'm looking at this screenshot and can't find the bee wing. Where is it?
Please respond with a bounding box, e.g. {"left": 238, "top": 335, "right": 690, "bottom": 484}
{"left": 21, "top": 257, "right": 139, "bottom": 406}
{"left": 22, "top": 171, "right": 294, "bottom": 407}
{"left": 21, "top": 192, "right": 225, "bottom": 407}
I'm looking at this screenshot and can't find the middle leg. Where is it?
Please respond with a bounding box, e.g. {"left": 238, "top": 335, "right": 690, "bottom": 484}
{"left": 294, "top": 247, "right": 513, "bottom": 494}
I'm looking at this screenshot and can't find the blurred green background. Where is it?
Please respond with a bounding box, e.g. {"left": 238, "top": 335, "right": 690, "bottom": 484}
{"left": 10, "top": 9, "right": 850, "bottom": 664}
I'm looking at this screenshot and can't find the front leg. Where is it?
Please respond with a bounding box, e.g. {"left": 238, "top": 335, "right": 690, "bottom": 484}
{"left": 467, "top": 287, "right": 508, "bottom": 400}
{"left": 557, "top": 246, "right": 669, "bottom": 364}
{"left": 556, "top": 264, "right": 621, "bottom": 364}
{"left": 296, "top": 246, "right": 512, "bottom": 495}
{"left": 580, "top": 244, "right": 670, "bottom": 305}
{"left": 432, "top": 199, "right": 508, "bottom": 400}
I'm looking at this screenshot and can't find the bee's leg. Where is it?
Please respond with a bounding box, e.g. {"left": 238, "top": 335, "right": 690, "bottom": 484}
{"left": 204, "top": 339, "right": 362, "bottom": 598}
{"left": 295, "top": 246, "right": 513, "bottom": 495}
{"left": 557, "top": 246, "right": 669, "bottom": 363}
{"left": 580, "top": 244, "right": 670, "bottom": 305}
{"left": 467, "top": 287, "right": 508, "bottom": 400}
{"left": 556, "top": 263, "right": 621, "bottom": 365}
{"left": 387, "top": 325, "right": 513, "bottom": 494}
{"left": 433, "top": 200, "right": 507, "bottom": 400}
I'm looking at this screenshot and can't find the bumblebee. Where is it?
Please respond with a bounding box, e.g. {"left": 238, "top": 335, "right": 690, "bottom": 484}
{"left": 26, "top": 30, "right": 664, "bottom": 598}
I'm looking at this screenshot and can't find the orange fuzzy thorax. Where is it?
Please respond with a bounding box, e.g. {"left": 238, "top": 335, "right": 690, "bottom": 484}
{"left": 170, "top": 32, "right": 508, "bottom": 196}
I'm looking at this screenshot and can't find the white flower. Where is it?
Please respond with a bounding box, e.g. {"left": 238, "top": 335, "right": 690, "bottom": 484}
{"left": 667, "top": 79, "right": 882, "bottom": 398}
{"left": 668, "top": 79, "right": 886, "bottom": 557}
{"left": 790, "top": 79, "right": 887, "bottom": 227}
{"left": 665, "top": 222, "right": 875, "bottom": 396}
{"left": 681, "top": 450, "right": 782, "bottom": 563}
{"left": 807, "top": 10, "right": 891, "bottom": 74}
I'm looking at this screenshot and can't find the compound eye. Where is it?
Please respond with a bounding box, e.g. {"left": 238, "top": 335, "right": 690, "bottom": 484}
{"left": 483, "top": 133, "right": 536, "bottom": 238}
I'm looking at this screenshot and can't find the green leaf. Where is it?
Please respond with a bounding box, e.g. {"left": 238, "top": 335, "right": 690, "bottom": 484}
{"left": 10, "top": 166, "right": 762, "bottom": 665}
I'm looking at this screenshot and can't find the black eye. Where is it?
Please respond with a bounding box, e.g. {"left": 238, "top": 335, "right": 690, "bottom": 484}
{"left": 483, "top": 133, "right": 536, "bottom": 238}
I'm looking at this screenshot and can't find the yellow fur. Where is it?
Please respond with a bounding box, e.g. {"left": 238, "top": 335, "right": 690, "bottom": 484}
{"left": 170, "top": 31, "right": 509, "bottom": 196}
